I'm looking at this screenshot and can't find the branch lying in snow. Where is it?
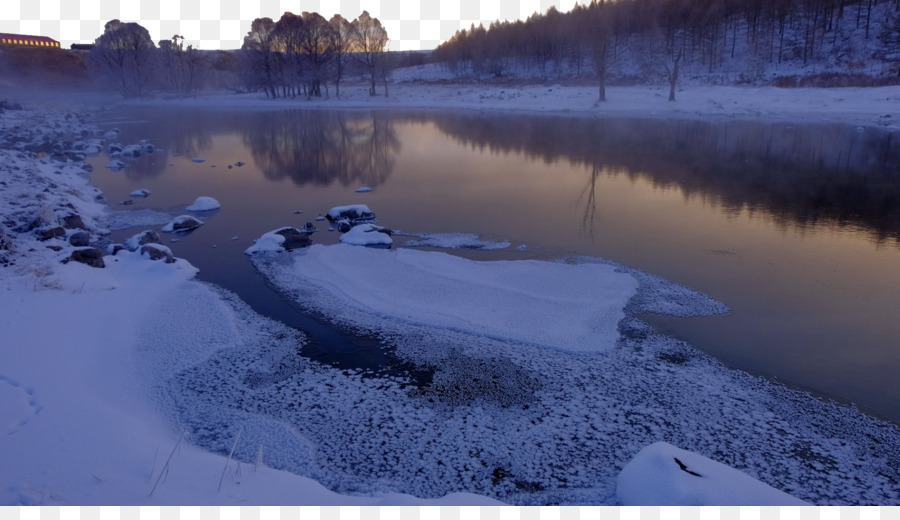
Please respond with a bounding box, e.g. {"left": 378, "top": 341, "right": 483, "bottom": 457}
{"left": 673, "top": 457, "right": 702, "bottom": 477}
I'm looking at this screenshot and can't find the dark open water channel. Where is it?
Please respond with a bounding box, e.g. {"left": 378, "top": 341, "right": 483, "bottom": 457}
{"left": 88, "top": 107, "right": 900, "bottom": 424}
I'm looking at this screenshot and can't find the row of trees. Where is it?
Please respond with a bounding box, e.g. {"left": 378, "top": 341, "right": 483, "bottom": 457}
{"left": 434, "top": 0, "right": 900, "bottom": 101}
{"left": 239, "top": 10, "right": 389, "bottom": 99}
{"left": 86, "top": 11, "right": 390, "bottom": 98}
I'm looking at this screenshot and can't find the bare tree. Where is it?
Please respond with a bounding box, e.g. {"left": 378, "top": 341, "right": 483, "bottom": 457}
{"left": 350, "top": 11, "right": 389, "bottom": 96}
{"left": 328, "top": 14, "right": 353, "bottom": 97}
{"left": 87, "top": 20, "right": 156, "bottom": 97}
{"left": 241, "top": 17, "right": 281, "bottom": 98}
{"left": 158, "top": 35, "right": 205, "bottom": 95}
{"left": 298, "top": 12, "right": 335, "bottom": 98}
{"left": 273, "top": 12, "right": 305, "bottom": 97}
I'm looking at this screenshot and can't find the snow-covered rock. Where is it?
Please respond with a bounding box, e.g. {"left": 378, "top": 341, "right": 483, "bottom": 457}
{"left": 162, "top": 215, "right": 204, "bottom": 233}
{"left": 244, "top": 227, "right": 312, "bottom": 255}
{"left": 326, "top": 204, "right": 375, "bottom": 224}
{"left": 139, "top": 243, "right": 175, "bottom": 263}
{"left": 339, "top": 224, "right": 393, "bottom": 248}
{"left": 617, "top": 442, "right": 809, "bottom": 506}
{"left": 121, "top": 145, "right": 141, "bottom": 158}
{"left": 355, "top": 187, "right": 373, "bottom": 193}
{"left": 124, "top": 230, "right": 162, "bottom": 251}
{"left": 185, "top": 196, "right": 221, "bottom": 211}
{"left": 129, "top": 188, "right": 151, "bottom": 198}
{"left": 105, "top": 159, "right": 126, "bottom": 171}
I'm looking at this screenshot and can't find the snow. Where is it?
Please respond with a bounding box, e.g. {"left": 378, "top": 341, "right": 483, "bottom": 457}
{"left": 129, "top": 188, "right": 151, "bottom": 197}
{"left": 263, "top": 244, "right": 637, "bottom": 353}
{"left": 617, "top": 442, "right": 809, "bottom": 506}
{"left": 339, "top": 224, "right": 393, "bottom": 247}
{"left": 185, "top": 196, "right": 222, "bottom": 211}
{"left": 356, "top": 187, "right": 373, "bottom": 193}
{"left": 119, "top": 84, "right": 900, "bottom": 130}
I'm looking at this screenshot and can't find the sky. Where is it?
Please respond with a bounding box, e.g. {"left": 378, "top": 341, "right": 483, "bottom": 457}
{"left": 0, "top": 0, "right": 578, "bottom": 51}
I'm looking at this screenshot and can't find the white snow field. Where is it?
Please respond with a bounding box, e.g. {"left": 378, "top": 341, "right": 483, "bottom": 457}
{"left": 1, "top": 86, "right": 900, "bottom": 505}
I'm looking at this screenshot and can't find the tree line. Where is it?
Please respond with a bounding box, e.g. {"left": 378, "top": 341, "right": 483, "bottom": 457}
{"left": 86, "top": 11, "right": 391, "bottom": 98}
{"left": 433, "top": 0, "right": 900, "bottom": 101}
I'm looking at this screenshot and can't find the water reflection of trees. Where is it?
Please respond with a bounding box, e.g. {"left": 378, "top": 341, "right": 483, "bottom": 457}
{"left": 103, "top": 108, "right": 221, "bottom": 180}
{"left": 243, "top": 111, "right": 399, "bottom": 187}
{"left": 428, "top": 114, "right": 900, "bottom": 244}
{"left": 101, "top": 108, "right": 399, "bottom": 188}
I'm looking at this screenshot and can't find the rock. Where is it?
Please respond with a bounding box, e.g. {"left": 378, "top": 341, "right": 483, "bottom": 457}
{"left": 38, "top": 227, "right": 66, "bottom": 241}
{"left": 129, "top": 188, "right": 151, "bottom": 197}
{"left": 0, "top": 227, "right": 15, "bottom": 252}
{"left": 301, "top": 222, "right": 317, "bottom": 233}
{"left": 140, "top": 243, "right": 175, "bottom": 263}
{"left": 275, "top": 227, "right": 313, "bottom": 250}
{"left": 61, "top": 214, "right": 85, "bottom": 230}
{"left": 69, "top": 231, "right": 90, "bottom": 247}
{"left": 162, "top": 215, "right": 203, "bottom": 233}
{"left": 67, "top": 247, "right": 105, "bottom": 268}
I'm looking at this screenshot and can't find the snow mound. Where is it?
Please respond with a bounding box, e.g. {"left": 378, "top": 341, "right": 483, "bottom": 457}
{"left": 278, "top": 244, "right": 636, "bottom": 352}
{"left": 339, "top": 224, "right": 392, "bottom": 247}
{"left": 617, "top": 442, "right": 809, "bottom": 505}
{"left": 185, "top": 196, "right": 221, "bottom": 211}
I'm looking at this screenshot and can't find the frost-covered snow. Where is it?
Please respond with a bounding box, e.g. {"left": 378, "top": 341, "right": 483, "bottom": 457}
{"left": 617, "top": 442, "right": 809, "bottom": 506}
{"left": 185, "top": 196, "right": 221, "bottom": 211}
{"left": 403, "top": 232, "right": 511, "bottom": 251}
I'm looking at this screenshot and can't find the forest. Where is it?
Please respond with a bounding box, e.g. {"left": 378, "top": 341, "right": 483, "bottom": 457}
{"left": 434, "top": 0, "right": 900, "bottom": 100}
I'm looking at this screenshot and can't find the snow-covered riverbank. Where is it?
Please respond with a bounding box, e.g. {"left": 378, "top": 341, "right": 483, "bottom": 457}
{"left": 2, "top": 88, "right": 900, "bottom": 505}
{"left": 115, "top": 82, "right": 900, "bottom": 130}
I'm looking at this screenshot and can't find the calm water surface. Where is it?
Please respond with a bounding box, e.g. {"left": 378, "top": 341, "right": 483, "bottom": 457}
{"left": 88, "top": 108, "right": 900, "bottom": 424}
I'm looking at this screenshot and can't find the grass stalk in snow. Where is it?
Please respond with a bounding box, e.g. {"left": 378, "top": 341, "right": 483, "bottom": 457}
{"left": 218, "top": 429, "right": 242, "bottom": 493}
{"left": 149, "top": 432, "right": 185, "bottom": 497}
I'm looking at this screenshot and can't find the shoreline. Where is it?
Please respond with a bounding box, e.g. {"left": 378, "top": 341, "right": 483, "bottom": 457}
{"left": 103, "top": 83, "right": 900, "bottom": 129}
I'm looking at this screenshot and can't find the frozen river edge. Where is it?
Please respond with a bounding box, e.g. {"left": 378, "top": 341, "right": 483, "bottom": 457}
{"left": 0, "top": 91, "right": 898, "bottom": 505}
